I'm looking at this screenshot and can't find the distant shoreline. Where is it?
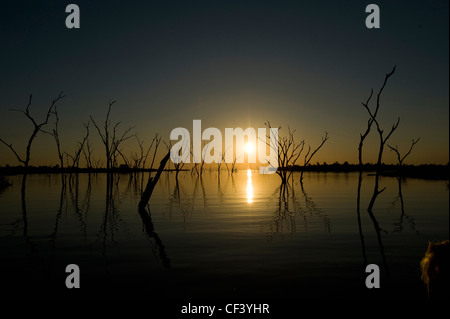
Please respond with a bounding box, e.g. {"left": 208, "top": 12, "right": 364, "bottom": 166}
{"left": 0, "top": 163, "right": 448, "bottom": 180}
{"left": 290, "top": 163, "right": 449, "bottom": 180}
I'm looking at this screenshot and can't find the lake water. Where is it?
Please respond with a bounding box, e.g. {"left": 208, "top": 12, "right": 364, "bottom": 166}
{"left": 0, "top": 170, "right": 448, "bottom": 301}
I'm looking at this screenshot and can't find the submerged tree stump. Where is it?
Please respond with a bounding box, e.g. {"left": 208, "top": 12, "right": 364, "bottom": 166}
{"left": 138, "top": 151, "right": 170, "bottom": 209}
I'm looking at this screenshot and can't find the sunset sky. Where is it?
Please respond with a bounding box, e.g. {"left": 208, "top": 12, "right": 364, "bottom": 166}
{"left": 0, "top": 0, "right": 448, "bottom": 167}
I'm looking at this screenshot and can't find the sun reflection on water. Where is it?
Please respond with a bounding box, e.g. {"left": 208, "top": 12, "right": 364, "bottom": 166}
{"left": 246, "top": 169, "right": 253, "bottom": 204}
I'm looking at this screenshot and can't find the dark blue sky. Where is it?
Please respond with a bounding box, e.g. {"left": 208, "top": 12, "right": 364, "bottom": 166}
{"left": 0, "top": 0, "right": 448, "bottom": 165}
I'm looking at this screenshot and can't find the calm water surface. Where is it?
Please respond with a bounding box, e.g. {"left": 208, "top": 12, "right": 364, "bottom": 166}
{"left": 0, "top": 170, "right": 448, "bottom": 300}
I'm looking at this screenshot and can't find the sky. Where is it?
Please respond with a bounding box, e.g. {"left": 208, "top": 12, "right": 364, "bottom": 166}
{"left": 0, "top": 0, "right": 448, "bottom": 167}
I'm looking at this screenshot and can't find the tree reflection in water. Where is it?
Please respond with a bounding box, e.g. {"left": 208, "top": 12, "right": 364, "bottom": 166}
{"left": 267, "top": 177, "right": 330, "bottom": 240}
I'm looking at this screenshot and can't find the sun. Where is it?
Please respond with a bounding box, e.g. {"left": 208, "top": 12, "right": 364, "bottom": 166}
{"left": 245, "top": 142, "right": 255, "bottom": 154}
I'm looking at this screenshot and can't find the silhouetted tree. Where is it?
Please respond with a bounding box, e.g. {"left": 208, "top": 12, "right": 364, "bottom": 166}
{"left": 388, "top": 137, "right": 420, "bottom": 229}
{"left": 139, "top": 151, "right": 170, "bottom": 209}
{"left": 359, "top": 66, "right": 400, "bottom": 211}
{"left": 116, "top": 148, "right": 131, "bottom": 169}
{"left": 362, "top": 66, "right": 399, "bottom": 169}
{"left": 90, "top": 100, "right": 134, "bottom": 170}
{"left": 82, "top": 137, "right": 94, "bottom": 169}
{"left": 218, "top": 146, "right": 231, "bottom": 175}
{"left": 191, "top": 154, "right": 199, "bottom": 176}
{"left": 265, "top": 122, "right": 304, "bottom": 184}
{"left": 138, "top": 134, "right": 162, "bottom": 193}
{"left": 359, "top": 66, "right": 396, "bottom": 167}
{"left": 147, "top": 134, "right": 161, "bottom": 170}
{"left": 300, "top": 131, "right": 329, "bottom": 182}
{"left": 357, "top": 66, "right": 398, "bottom": 278}
{"left": 388, "top": 138, "right": 420, "bottom": 167}
{"left": 130, "top": 135, "right": 149, "bottom": 170}
{"left": 231, "top": 154, "right": 237, "bottom": 174}
{"left": 142, "top": 135, "right": 159, "bottom": 170}
{"left": 66, "top": 122, "right": 90, "bottom": 169}
{"left": 42, "top": 105, "right": 65, "bottom": 169}
{"left": 0, "top": 93, "right": 64, "bottom": 169}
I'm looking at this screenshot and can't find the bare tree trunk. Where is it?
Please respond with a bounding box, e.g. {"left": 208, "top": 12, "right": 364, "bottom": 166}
{"left": 42, "top": 105, "right": 65, "bottom": 169}
{"left": 82, "top": 138, "right": 94, "bottom": 170}
{"left": 356, "top": 66, "right": 398, "bottom": 280}
{"left": 359, "top": 66, "right": 399, "bottom": 211}
{"left": 139, "top": 151, "right": 170, "bottom": 209}
{"left": 359, "top": 90, "right": 374, "bottom": 167}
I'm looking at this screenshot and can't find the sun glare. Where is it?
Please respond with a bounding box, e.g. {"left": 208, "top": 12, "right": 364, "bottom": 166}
{"left": 245, "top": 142, "right": 255, "bottom": 154}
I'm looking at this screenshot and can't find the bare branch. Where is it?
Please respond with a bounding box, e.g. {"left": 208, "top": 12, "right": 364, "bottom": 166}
{"left": 1, "top": 93, "right": 64, "bottom": 168}
{"left": 375, "top": 66, "right": 396, "bottom": 119}
{"left": 304, "top": 132, "right": 329, "bottom": 166}
{"left": 388, "top": 137, "right": 420, "bottom": 166}
{"left": 360, "top": 66, "right": 399, "bottom": 168}
{"left": 0, "top": 139, "right": 25, "bottom": 164}
{"left": 300, "top": 132, "right": 329, "bottom": 181}
{"left": 90, "top": 100, "right": 133, "bottom": 169}
{"left": 68, "top": 122, "right": 90, "bottom": 169}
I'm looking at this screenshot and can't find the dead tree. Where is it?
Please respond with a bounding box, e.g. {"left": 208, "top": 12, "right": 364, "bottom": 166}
{"left": 0, "top": 93, "right": 64, "bottom": 169}
{"left": 136, "top": 139, "right": 171, "bottom": 267}
{"left": 218, "top": 146, "right": 231, "bottom": 175}
{"left": 66, "top": 122, "right": 90, "bottom": 169}
{"left": 142, "top": 135, "right": 160, "bottom": 170}
{"left": 199, "top": 141, "right": 209, "bottom": 177}
{"left": 164, "top": 137, "right": 186, "bottom": 178}
{"left": 359, "top": 66, "right": 397, "bottom": 167}
{"left": 171, "top": 138, "right": 186, "bottom": 179}
{"left": 82, "top": 137, "right": 94, "bottom": 170}
{"left": 264, "top": 122, "right": 304, "bottom": 184}
{"left": 355, "top": 67, "right": 399, "bottom": 279}
{"left": 360, "top": 66, "right": 400, "bottom": 212}
{"left": 147, "top": 134, "right": 161, "bottom": 171}
{"left": 191, "top": 148, "right": 200, "bottom": 175}
{"left": 231, "top": 154, "right": 237, "bottom": 174}
{"left": 369, "top": 121, "right": 400, "bottom": 212}
{"left": 136, "top": 133, "right": 162, "bottom": 192}
{"left": 117, "top": 148, "right": 131, "bottom": 168}
{"left": 372, "top": 117, "right": 400, "bottom": 169}
{"left": 42, "top": 105, "right": 65, "bottom": 169}
{"left": 357, "top": 67, "right": 396, "bottom": 256}
{"left": 130, "top": 133, "right": 161, "bottom": 171}
{"left": 388, "top": 138, "right": 420, "bottom": 167}
{"left": 388, "top": 138, "right": 419, "bottom": 228}
{"left": 139, "top": 151, "right": 170, "bottom": 209}
{"left": 90, "top": 100, "right": 113, "bottom": 170}
{"left": 111, "top": 126, "right": 135, "bottom": 168}
{"left": 90, "top": 100, "right": 134, "bottom": 170}
{"left": 388, "top": 138, "right": 420, "bottom": 213}
{"left": 356, "top": 68, "right": 396, "bottom": 270}
{"left": 300, "top": 131, "right": 329, "bottom": 182}
{"left": 359, "top": 90, "right": 375, "bottom": 167}
{"left": 130, "top": 135, "right": 146, "bottom": 169}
